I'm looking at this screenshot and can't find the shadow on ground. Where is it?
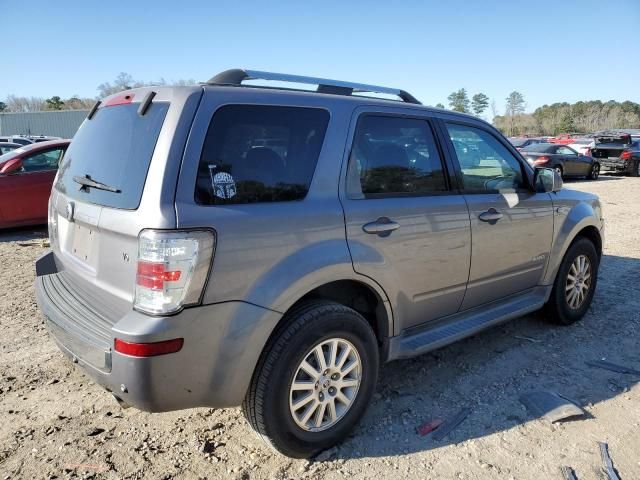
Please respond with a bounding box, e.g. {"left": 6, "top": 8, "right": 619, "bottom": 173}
{"left": 335, "top": 253, "right": 640, "bottom": 458}
{"left": 0, "top": 225, "right": 47, "bottom": 243}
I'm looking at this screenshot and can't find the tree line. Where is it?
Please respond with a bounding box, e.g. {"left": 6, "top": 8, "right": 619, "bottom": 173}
{"left": 0, "top": 72, "right": 196, "bottom": 113}
{"left": 3, "top": 78, "right": 639, "bottom": 137}
{"left": 494, "top": 99, "right": 640, "bottom": 136}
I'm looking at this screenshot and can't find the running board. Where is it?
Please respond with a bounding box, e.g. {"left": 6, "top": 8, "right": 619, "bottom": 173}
{"left": 388, "top": 286, "right": 551, "bottom": 360}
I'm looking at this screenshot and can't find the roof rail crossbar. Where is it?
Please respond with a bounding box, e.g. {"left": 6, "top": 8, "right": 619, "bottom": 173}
{"left": 206, "top": 69, "right": 421, "bottom": 104}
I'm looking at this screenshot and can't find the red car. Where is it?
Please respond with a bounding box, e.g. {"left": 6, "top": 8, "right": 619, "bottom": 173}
{"left": 0, "top": 139, "right": 70, "bottom": 228}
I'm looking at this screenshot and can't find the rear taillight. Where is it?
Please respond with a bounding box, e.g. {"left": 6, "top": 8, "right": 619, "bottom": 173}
{"left": 48, "top": 199, "right": 58, "bottom": 248}
{"left": 585, "top": 148, "right": 591, "bottom": 156}
{"left": 621, "top": 150, "right": 632, "bottom": 160}
{"left": 134, "top": 229, "right": 215, "bottom": 315}
{"left": 533, "top": 156, "right": 550, "bottom": 165}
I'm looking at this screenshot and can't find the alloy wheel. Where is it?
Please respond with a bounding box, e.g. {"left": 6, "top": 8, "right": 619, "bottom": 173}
{"left": 289, "top": 338, "right": 362, "bottom": 432}
{"left": 592, "top": 164, "right": 599, "bottom": 179}
{"left": 565, "top": 254, "right": 592, "bottom": 310}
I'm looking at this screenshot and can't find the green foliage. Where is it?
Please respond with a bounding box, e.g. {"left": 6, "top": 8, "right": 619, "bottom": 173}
{"left": 435, "top": 103, "right": 445, "bottom": 109}
{"left": 45, "top": 96, "right": 65, "bottom": 110}
{"left": 0, "top": 101, "right": 6, "bottom": 112}
{"left": 493, "top": 99, "right": 640, "bottom": 136}
{"left": 447, "top": 89, "right": 470, "bottom": 113}
{"left": 471, "top": 93, "right": 489, "bottom": 116}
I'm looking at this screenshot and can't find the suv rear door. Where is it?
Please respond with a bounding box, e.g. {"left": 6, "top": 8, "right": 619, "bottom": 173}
{"left": 441, "top": 120, "right": 553, "bottom": 309}
{"left": 341, "top": 107, "right": 471, "bottom": 334}
{"left": 50, "top": 87, "right": 202, "bottom": 320}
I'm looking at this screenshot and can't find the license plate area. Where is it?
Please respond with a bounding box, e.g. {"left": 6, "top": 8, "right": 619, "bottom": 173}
{"left": 69, "top": 223, "right": 98, "bottom": 269}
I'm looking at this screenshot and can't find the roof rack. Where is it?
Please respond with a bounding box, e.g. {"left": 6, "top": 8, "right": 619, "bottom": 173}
{"left": 206, "top": 69, "right": 421, "bottom": 105}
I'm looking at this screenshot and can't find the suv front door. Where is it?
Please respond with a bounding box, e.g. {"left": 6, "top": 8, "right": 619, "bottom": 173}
{"left": 442, "top": 121, "right": 554, "bottom": 310}
{"left": 341, "top": 110, "right": 471, "bottom": 334}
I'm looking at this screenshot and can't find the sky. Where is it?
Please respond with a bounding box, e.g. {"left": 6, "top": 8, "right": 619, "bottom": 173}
{"left": 2, "top": 0, "right": 639, "bottom": 114}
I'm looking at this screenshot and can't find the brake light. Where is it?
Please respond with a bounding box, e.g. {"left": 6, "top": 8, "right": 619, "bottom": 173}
{"left": 114, "top": 338, "right": 184, "bottom": 357}
{"left": 621, "top": 150, "right": 632, "bottom": 160}
{"left": 134, "top": 230, "right": 215, "bottom": 315}
{"left": 585, "top": 148, "right": 591, "bottom": 156}
{"left": 533, "top": 156, "right": 550, "bottom": 165}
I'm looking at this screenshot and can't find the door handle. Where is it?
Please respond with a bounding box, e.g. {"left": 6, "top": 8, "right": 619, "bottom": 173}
{"left": 478, "top": 208, "right": 503, "bottom": 223}
{"left": 362, "top": 217, "right": 400, "bottom": 236}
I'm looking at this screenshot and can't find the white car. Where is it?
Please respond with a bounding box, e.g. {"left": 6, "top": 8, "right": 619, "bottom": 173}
{"left": 567, "top": 138, "right": 595, "bottom": 156}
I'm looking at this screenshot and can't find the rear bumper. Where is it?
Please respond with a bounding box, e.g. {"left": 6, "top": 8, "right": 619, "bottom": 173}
{"left": 599, "top": 158, "right": 628, "bottom": 171}
{"left": 35, "top": 251, "right": 282, "bottom": 411}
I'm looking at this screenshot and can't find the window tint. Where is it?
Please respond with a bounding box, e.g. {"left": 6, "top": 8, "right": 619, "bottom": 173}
{"left": 557, "top": 146, "right": 576, "bottom": 155}
{"left": 195, "top": 105, "right": 329, "bottom": 205}
{"left": 347, "top": 115, "right": 447, "bottom": 198}
{"left": 22, "top": 148, "right": 63, "bottom": 172}
{"left": 56, "top": 102, "right": 169, "bottom": 209}
{"left": 446, "top": 123, "right": 526, "bottom": 192}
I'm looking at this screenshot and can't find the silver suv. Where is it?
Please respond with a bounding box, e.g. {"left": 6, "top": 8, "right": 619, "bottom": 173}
{"left": 35, "top": 69, "right": 604, "bottom": 458}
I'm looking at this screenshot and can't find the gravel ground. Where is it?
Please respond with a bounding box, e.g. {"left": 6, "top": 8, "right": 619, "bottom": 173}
{"left": 1, "top": 174, "right": 639, "bottom": 480}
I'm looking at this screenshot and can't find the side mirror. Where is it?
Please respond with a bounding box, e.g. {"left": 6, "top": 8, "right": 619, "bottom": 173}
{"left": 534, "top": 167, "right": 562, "bottom": 193}
{"left": 0, "top": 158, "right": 23, "bottom": 175}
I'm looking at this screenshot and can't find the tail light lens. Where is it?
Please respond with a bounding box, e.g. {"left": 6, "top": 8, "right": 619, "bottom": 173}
{"left": 533, "top": 156, "right": 550, "bottom": 166}
{"left": 134, "top": 229, "right": 215, "bottom": 315}
{"left": 48, "top": 199, "right": 58, "bottom": 248}
{"left": 585, "top": 148, "right": 591, "bottom": 156}
{"left": 621, "top": 150, "right": 632, "bottom": 160}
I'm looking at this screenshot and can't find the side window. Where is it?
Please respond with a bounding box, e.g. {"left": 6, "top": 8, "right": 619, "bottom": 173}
{"left": 347, "top": 115, "right": 447, "bottom": 198}
{"left": 445, "top": 123, "right": 526, "bottom": 192}
{"left": 195, "top": 105, "right": 329, "bottom": 205}
{"left": 22, "top": 148, "right": 63, "bottom": 172}
{"left": 558, "top": 146, "right": 576, "bottom": 155}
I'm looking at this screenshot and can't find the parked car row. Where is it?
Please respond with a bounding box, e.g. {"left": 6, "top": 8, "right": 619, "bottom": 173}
{"left": 0, "top": 134, "right": 61, "bottom": 146}
{"left": 509, "top": 129, "right": 640, "bottom": 178}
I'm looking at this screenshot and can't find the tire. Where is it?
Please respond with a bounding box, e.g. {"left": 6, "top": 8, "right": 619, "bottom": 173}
{"left": 588, "top": 163, "right": 600, "bottom": 180}
{"left": 544, "top": 237, "right": 599, "bottom": 325}
{"left": 242, "top": 300, "right": 379, "bottom": 458}
{"left": 629, "top": 159, "right": 640, "bottom": 177}
{"left": 553, "top": 165, "right": 563, "bottom": 178}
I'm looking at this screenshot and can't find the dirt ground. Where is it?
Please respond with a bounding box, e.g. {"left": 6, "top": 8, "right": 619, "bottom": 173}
{"left": 1, "top": 174, "right": 639, "bottom": 480}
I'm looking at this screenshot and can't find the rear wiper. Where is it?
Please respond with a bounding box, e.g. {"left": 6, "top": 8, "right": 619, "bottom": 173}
{"left": 73, "top": 174, "right": 121, "bottom": 193}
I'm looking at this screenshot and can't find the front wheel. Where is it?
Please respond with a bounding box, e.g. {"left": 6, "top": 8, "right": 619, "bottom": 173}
{"left": 544, "top": 237, "right": 599, "bottom": 325}
{"left": 629, "top": 159, "right": 640, "bottom": 177}
{"left": 588, "top": 163, "right": 600, "bottom": 180}
{"left": 242, "top": 301, "right": 379, "bottom": 458}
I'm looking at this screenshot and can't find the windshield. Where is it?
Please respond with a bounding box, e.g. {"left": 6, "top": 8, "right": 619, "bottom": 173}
{"left": 55, "top": 102, "right": 169, "bottom": 209}
{"left": 523, "top": 143, "right": 554, "bottom": 153}
{"left": 0, "top": 146, "right": 28, "bottom": 164}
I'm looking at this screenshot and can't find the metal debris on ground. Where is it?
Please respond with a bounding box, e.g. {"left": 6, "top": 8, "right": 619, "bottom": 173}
{"left": 519, "top": 391, "right": 585, "bottom": 423}
{"left": 560, "top": 466, "right": 578, "bottom": 480}
{"left": 598, "top": 442, "right": 621, "bottom": 480}
{"left": 513, "top": 335, "right": 542, "bottom": 343}
{"left": 416, "top": 418, "right": 443, "bottom": 436}
{"left": 586, "top": 360, "right": 640, "bottom": 376}
{"left": 431, "top": 408, "right": 471, "bottom": 441}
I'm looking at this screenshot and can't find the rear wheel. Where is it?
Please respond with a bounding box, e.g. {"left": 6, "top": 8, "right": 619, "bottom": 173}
{"left": 553, "top": 165, "right": 563, "bottom": 178}
{"left": 243, "top": 301, "right": 379, "bottom": 458}
{"left": 544, "top": 237, "right": 599, "bottom": 325}
{"left": 588, "top": 163, "right": 600, "bottom": 180}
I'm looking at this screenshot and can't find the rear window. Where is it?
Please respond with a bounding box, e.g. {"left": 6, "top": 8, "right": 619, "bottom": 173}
{"left": 523, "top": 143, "right": 555, "bottom": 153}
{"left": 55, "top": 102, "right": 169, "bottom": 209}
{"left": 195, "top": 105, "right": 329, "bottom": 205}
